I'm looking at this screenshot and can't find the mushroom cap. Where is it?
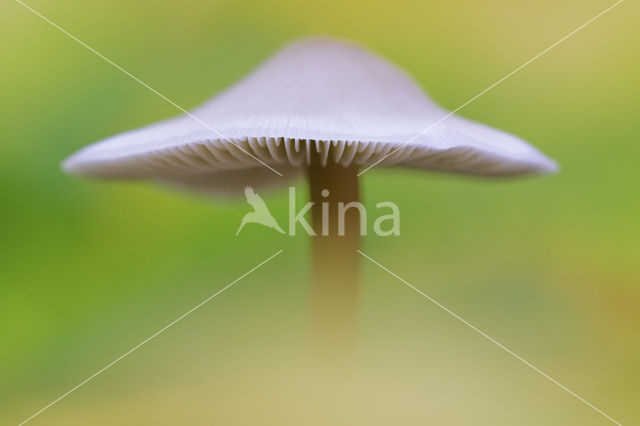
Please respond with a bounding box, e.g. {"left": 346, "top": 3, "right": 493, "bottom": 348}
{"left": 63, "top": 37, "right": 557, "bottom": 195}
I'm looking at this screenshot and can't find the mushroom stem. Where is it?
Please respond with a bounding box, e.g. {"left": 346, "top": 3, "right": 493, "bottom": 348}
{"left": 307, "top": 145, "right": 360, "bottom": 359}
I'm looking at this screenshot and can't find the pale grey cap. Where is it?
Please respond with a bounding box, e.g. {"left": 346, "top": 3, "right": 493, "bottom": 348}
{"left": 63, "top": 37, "right": 557, "bottom": 195}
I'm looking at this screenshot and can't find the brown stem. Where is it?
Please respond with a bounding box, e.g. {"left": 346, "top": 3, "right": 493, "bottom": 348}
{"left": 307, "top": 145, "right": 360, "bottom": 360}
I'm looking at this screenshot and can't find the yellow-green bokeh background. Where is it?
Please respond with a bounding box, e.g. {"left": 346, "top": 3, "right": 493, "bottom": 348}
{"left": 1, "top": 0, "right": 638, "bottom": 424}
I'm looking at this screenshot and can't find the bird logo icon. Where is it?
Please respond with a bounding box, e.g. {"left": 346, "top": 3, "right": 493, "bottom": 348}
{"left": 236, "top": 186, "right": 285, "bottom": 235}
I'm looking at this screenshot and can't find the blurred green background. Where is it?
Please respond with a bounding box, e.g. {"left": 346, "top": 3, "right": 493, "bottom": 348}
{"left": 1, "top": 0, "right": 638, "bottom": 424}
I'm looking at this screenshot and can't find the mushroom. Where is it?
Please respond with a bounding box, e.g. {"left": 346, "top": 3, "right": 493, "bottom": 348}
{"left": 64, "top": 37, "right": 556, "bottom": 355}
